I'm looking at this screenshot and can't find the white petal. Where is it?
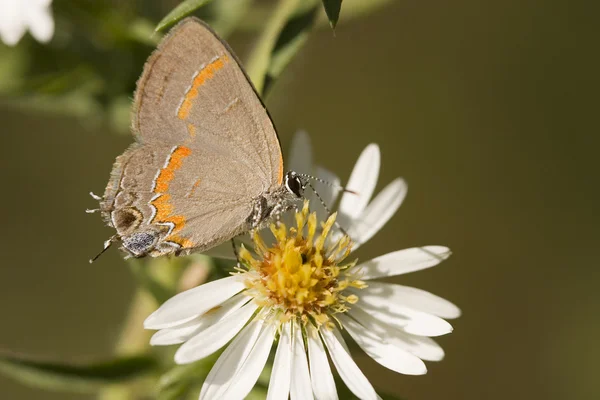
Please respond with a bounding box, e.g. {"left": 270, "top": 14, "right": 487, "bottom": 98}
{"left": 348, "top": 306, "right": 445, "bottom": 361}
{"left": 339, "top": 314, "right": 427, "bottom": 375}
{"left": 220, "top": 321, "right": 276, "bottom": 399}
{"left": 311, "top": 166, "right": 341, "bottom": 222}
{"left": 199, "top": 317, "right": 265, "bottom": 400}
{"left": 321, "top": 327, "right": 378, "bottom": 400}
{"left": 307, "top": 324, "right": 338, "bottom": 400}
{"left": 150, "top": 317, "right": 203, "bottom": 346}
{"left": 26, "top": 3, "right": 54, "bottom": 43}
{"left": 288, "top": 130, "right": 313, "bottom": 174}
{"left": 150, "top": 293, "right": 251, "bottom": 345}
{"left": 356, "top": 281, "right": 461, "bottom": 319}
{"left": 0, "top": 1, "right": 25, "bottom": 46}
{"left": 174, "top": 301, "right": 258, "bottom": 364}
{"left": 332, "top": 327, "right": 350, "bottom": 354}
{"left": 267, "top": 322, "right": 292, "bottom": 400}
{"left": 338, "top": 144, "right": 380, "bottom": 225}
{"left": 144, "top": 275, "right": 245, "bottom": 329}
{"left": 393, "top": 335, "right": 444, "bottom": 362}
{"left": 349, "top": 298, "right": 453, "bottom": 337}
{"left": 290, "top": 320, "right": 314, "bottom": 400}
{"left": 349, "top": 178, "right": 408, "bottom": 248}
{"left": 357, "top": 246, "right": 452, "bottom": 280}
{"left": 33, "top": 0, "right": 53, "bottom": 7}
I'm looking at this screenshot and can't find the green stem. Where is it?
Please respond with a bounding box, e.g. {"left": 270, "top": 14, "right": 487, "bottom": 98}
{"left": 97, "top": 289, "right": 156, "bottom": 400}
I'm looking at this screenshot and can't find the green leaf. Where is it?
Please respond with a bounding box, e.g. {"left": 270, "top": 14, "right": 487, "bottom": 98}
{"left": 205, "top": 0, "right": 255, "bottom": 38}
{"left": 155, "top": 0, "right": 215, "bottom": 32}
{"left": 238, "top": 0, "right": 396, "bottom": 32}
{"left": 263, "top": 2, "right": 320, "bottom": 96}
{"left": 246, "top": 0, "right": 320, "bottom": 96}
{"left": 322, "top": 0, "right": 343, "bottom": 29}
{"left": 0, "top": 352, "right": 158, "bottom": 393}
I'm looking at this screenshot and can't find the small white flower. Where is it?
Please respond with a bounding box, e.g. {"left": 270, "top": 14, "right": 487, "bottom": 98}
{"left": 0, "top": 0, "right": 54, "bottom": 46}
{"left": 145, "top": 132, "right": 461, "bottom": 399}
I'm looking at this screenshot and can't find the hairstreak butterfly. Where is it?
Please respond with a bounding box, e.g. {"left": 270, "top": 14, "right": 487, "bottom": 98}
{"left": 91, "top": 18, "right": 312, "bottom": 260}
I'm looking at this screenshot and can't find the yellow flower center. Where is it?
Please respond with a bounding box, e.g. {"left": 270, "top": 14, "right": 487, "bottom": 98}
{"left": 239, "top": 201, "right": 366, "bottom": 329}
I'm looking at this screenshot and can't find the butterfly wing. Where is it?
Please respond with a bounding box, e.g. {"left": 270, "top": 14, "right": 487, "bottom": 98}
{"left": 132, "top": 17, "right": 284, "bottom": 188}
{"left": 103, "top": 18, "right": 285, "bottom": 256}
{"left": 102, "top": 142, "right": 258, "bottom": 256}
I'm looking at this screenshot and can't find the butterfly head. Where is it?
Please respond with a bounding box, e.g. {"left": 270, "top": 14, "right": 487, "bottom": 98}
{"left": 284, "top": 171, "right": 307, "bottom": 198}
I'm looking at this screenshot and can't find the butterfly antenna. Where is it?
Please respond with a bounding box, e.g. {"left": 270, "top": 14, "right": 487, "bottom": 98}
{"left": 297, "top": 173, "right": 358, "bottom": 195}
{"left": 89, "top": 236, "right": 117, "bottom": 264}
{"left": 305, "top": 182, "right": 350, "bottom": 238}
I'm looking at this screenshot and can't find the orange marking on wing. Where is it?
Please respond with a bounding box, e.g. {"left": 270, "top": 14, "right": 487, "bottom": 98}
{"left": 277, "top": 153, "right": 284, "bottom": 185}
{"left": 154, "top": 146, "right": 192, "bottom": 193}
{"left": 151, "top": 146, "right": 193, "bottom": 245}
{"left": 187, "top": 123, "right": 196, "bottom": 138}
{"left": 177, "top": 55, "right": 230, "bottom": 120}
{"left": 186, "top": 178, "right": 202, "bottom": 198}
{"left": 169, "top": 235, "right": 194, "bottom": 248}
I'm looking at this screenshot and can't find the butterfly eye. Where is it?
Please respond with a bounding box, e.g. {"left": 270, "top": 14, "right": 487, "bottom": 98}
{"left": 285, "top": 172, "right": 304, "bottom": 198}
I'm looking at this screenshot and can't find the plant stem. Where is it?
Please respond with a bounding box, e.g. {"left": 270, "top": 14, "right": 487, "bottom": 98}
{"left": 97, "top": 289, "right": 156, "bottom": 400}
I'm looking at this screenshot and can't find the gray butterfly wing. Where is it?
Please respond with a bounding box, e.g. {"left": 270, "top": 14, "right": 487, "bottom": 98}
{"left": 132, "top": 17, "right": 284, "bottom": 189}
{"left": 102, "top": 17, "right": 287, "bottom": 256}
{"left": 101, "top": 142, "right": 258, "bottom": 256}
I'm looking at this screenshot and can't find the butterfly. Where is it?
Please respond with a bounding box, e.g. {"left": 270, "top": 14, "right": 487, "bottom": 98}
{"left": 91, "top": 18, "right": 310, "bottom": 260}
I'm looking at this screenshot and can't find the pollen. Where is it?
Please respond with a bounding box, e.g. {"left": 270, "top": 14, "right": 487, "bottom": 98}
{"left": 239, "top": 201, "right": 366, "bottom": 329}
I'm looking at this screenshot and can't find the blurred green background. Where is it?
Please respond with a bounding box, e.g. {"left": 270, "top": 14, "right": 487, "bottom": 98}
{"left": 1, "top": 0, "right": 599, "bottom": 399}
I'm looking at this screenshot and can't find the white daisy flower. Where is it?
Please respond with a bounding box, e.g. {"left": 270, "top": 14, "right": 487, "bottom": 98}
{"left": 0, "top": 0, "right": 54, "bottom": 46}
{"left": 144, "top": 133, "right": 460, "bottom": 400}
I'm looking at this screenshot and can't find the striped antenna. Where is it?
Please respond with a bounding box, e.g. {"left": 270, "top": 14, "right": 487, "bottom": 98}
{"left": 297, "top": 173, "right": 358, "bottom": 195}
{"left": 305, "top": 181, "right": 350, "bottom": 238}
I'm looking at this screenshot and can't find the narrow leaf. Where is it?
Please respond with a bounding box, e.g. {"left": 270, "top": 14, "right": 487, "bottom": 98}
{"left": 263, "top": 2, "right": 320, "bottom": 95}
{"left": 239, "top": 0, "right": 396, "bottom": 32}
{"left": 246, "top": 0, "right": 319, "bottom": 96}
{"left": 322, "top": 0, "right": 342, "bottom": 29}
{"left": 206, "top": 0, "right": 254, "bottom": 38}
{"left": 155, "top": 0, "right": 215, "bottom": 32}
{"left": 0, "top": 352, "right": 157, "bottom": 393}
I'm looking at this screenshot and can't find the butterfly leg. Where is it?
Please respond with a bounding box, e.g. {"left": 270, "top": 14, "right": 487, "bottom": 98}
{"left": 89, "top": 192, "right": 102, "bottom": 201}
{"left": 270, "top": 202, "right": 299, "bottom": 226}
{"left": 231, "top": 238, "right": 242, "bottom": 269}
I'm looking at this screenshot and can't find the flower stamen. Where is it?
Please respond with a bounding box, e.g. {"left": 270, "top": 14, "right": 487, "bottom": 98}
{"left": 240, "top": 200, "right": 363, "bottom": 329}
